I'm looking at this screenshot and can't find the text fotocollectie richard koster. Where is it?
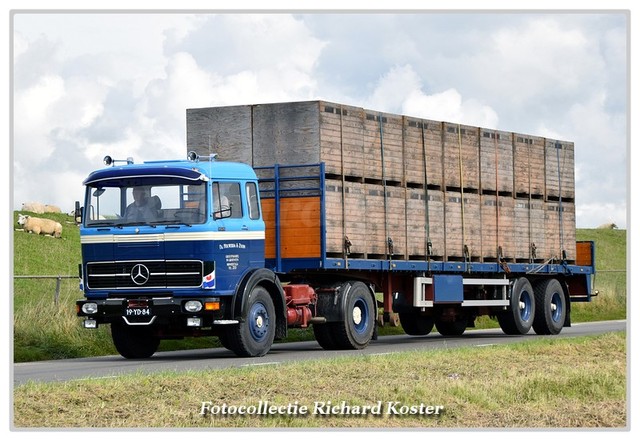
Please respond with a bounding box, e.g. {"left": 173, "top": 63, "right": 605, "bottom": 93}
{"left": 200, "top": 400, "right": 444, "bottom": 417}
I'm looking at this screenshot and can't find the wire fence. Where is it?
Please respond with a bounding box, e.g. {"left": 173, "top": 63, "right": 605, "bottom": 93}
{"left": 14, "top": 275, "right": 77, "bottom": 305}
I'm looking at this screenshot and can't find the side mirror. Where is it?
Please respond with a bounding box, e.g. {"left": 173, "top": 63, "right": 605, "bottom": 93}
{"left": 74, "top": 201, "right": 83, "bottom": 224}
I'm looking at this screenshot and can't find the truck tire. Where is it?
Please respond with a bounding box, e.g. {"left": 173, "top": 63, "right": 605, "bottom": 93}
{"left": 313, "top": 323, "right": 340, "bottom": 350}
{"left": 111, "top": 321, "right": 160, "bottom": 359}
{"left": 333, "top": 281, "right": 376, "bottom": 349}
{"left": 435, "top": 317, "right": 467, "bottom": 336}
{"left": 399, "top": 313, "right": 434, "bottom": 336}
{"left": 498, "top": 277, "right": 535, "bottom": 335}
{"left": 532, "top": 278, "right": 566, "bottom": 335}
{"left": 226, "top": 285, "right": 276, "bottom": 357}
{"left": 218, "top": 329, "right": 234, "bottom": 351}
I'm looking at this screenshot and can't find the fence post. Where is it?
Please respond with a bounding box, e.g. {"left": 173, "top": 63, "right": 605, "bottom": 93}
{"left": 55, "top": 276, "right": 61, "bottom": 306}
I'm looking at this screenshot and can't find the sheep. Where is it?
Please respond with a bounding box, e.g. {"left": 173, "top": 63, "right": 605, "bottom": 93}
{"left": 17, "top": 214, "right": 62, "bottom": 238}
{"left": 21, "top": 202, "right": 46, "bottom": 214}
{"left": 44, "top": 204, "right": 62, "bottom": 213}
{"left": 597, "top": 222, "right": 618, "bottom": 229}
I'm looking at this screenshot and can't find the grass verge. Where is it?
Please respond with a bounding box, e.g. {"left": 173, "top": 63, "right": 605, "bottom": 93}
{"left": 13, "top": 332, "right": 626, "bottom": 429}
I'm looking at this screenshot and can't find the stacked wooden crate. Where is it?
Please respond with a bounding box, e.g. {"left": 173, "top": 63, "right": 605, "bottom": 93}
{"left": 186, "top": 100, "right": 576, "bottom": 263}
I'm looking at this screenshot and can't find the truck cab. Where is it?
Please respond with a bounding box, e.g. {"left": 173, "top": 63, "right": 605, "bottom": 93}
{"left": 76, "top": 153, "right": 285, "bottom": 358}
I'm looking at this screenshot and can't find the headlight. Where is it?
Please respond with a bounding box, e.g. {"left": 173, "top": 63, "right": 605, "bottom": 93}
{"left": 82, "top": 303, "right": 98, "bottom": 314}
{"left": 184, "top": 300, "right": 203, "bottom": 313}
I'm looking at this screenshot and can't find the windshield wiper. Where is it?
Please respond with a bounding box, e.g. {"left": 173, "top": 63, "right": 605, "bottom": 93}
{"left": 87, "top": 222, "right": 124, "bottom": 228}
{"left": 150, "top": 220, "right": 195, "bottom": 227}
{"left": 136, "top": 223, "right": 157, "bottom": 228}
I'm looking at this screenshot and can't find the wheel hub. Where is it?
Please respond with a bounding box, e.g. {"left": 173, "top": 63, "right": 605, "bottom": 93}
{"left": 352, "top": 306, "right": 362, "bottom": 325}
{"left": 249, "top": 302, "right": 269, "bottom": 341}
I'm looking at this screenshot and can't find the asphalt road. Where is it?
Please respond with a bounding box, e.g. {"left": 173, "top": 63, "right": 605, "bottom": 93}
{"left": 13, "top": 320, "right": 626, "bottom": 386}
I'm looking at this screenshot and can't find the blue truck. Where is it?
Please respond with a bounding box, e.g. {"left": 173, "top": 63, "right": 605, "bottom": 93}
{"left": 76, "top": 152, "right": 596, "bottom": 358}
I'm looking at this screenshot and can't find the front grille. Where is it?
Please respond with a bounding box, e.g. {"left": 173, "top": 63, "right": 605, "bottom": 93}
{"left": 86, "top": 260, "right": 203, "bottom": 289}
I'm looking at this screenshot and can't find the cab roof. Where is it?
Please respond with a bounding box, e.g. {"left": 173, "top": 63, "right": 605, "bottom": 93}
{"left": 83, "top": 159, "right": 257, "bottom": 186}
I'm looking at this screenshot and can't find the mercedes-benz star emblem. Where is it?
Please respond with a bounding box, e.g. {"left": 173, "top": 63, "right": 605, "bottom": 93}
{"left": 130, "top": 264, "right": 150, "bottom": 286}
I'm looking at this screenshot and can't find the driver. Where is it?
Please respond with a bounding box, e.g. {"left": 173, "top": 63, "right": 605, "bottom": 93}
{"left": 125, "top": 186, "right": 159, "bottom": 221}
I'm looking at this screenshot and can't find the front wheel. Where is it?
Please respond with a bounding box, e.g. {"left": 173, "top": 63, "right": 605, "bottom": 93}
{"left": 111, "top": 321, "right": 160, "bottom": 359}
{"left": 332, "top": 282, "right": 376, "bottom": 350}
{"left": 226, "top": 286, "right": 276, "bottom": 357}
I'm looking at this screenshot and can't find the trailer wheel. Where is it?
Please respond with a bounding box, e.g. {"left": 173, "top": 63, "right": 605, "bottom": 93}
{"left": 399, "top": 313, "right": 434, "bottom": 336}
{"left": 333, "top": 281, "right": 376, "bottom": 349}
{"left": 313, "top": 323, "right": 340, "bottom": 350}
{"left": 227, "top": 286, "right": 276, "bottom": 357}
{"left": 498, "top": 277, "right": 535, "bottom": 335}
{"left": 111, "top": 321, "right": 160, "bottom": 359}
{"left": 435, "top": 317, "right": 467, "bottom": 336}
{"left": 533, "top": 278, "right": 566, "bottom": 335}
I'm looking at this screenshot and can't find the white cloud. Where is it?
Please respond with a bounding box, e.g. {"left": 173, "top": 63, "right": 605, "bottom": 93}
{"left": 174, "top": 14, "right": 326, "bottom": 75}
{"left": 575, "top": 202, "right": 626, "bottom": 230}
{"left": 14, "top": 75, "right": 65, "bottom": 160}
{"left": 363, "top": 64, "right": 499, "bottom": 128}
{"left": 447, "top": 17, "right": 606, "bottom": 111}
{"left": 364, "top": 65, "right": 423, "bottom": 111}
{"left": 403, "top": 88, "right": 499, "bottom": 128}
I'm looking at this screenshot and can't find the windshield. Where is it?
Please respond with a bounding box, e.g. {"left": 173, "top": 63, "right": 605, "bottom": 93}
{"left": 84, "top": 182, "right": 207, "bottom": 226}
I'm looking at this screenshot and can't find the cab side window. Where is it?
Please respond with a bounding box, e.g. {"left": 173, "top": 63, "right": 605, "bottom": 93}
{"left": 213, "top": 182, "right": 242, "bottom": 219}
{"left": 246, "top": 182, "right": 260, "bottom": 220}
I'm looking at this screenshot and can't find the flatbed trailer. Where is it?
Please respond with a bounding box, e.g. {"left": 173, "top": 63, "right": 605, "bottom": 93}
{"left": 257, "top": 162, "right": 595, "bottom": 338}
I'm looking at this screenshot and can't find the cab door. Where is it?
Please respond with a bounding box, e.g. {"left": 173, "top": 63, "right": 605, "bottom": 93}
{"left": 211, "top": 181, "right": 263, "bottom": 292}
{"left": 243, "top": 181, "right": 266, "bottom": 268}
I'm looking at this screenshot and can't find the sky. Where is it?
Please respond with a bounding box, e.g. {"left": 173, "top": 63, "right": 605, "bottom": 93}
{"left": 9, "top": 6, "right": 632, "bottom": 229}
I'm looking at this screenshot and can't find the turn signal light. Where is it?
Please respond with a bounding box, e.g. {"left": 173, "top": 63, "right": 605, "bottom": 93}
{"left": 205, "top": 301, "right": 220, "bottom": 311}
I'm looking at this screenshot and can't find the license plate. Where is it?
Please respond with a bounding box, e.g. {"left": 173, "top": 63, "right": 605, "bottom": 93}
{"left": 125, "top": 307, "right": 151, "bottom": 316}
{"left": 126, "top": 299, "right": 151, "bottom": 317}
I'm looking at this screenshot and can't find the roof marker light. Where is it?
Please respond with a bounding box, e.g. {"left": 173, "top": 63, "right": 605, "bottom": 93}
{"left": 187, "top": 151, "right": 199, "bottom": 162}
{"left": 188, "top": 151, "right": 218, "bottom": 162}
{"left": 103, "top": 155, "right": 134, "bottom": 166}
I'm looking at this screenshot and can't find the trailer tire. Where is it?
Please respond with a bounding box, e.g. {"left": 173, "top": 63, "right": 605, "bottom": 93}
{"left": 227, "top": 286, "right": 276, "bottom": 357}
{"left": 333, "top": 281, "right": 376, "bottom": 349}
{"left": 399, "top": 313, "right": 434, "bottom": 336}
{"left": 111, "top": 321, "right": 160, "bottom": 359}
{"left": 498, "top": 277, "right": 535, "bottom": 335}
{"left": 532, "top": 278, "right": 566, "bottom": 335}
{"left": 435, "top": 317, "right": 467, "bottom": 336}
